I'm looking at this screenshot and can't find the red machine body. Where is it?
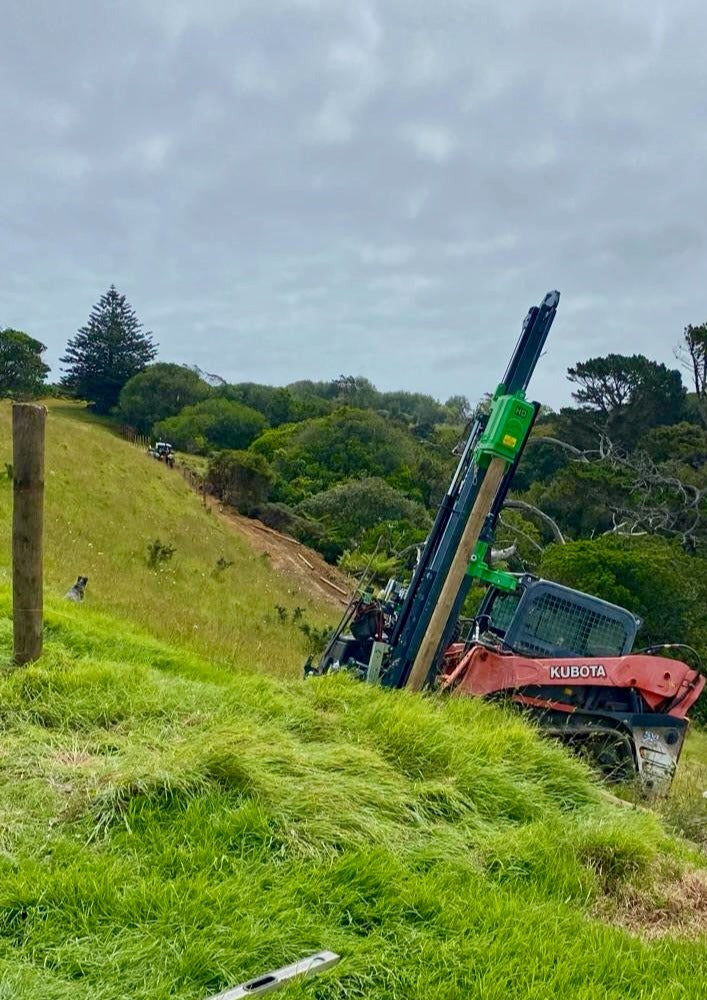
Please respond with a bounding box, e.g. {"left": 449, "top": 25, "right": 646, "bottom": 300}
{"left": 440, "top": 643, "right": 704, "bottom": 791}
{"left": 442, "top": 645, "right": 704, "bottom": 718}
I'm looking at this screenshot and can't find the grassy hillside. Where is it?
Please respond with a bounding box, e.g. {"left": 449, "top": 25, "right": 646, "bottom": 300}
{"left": 0, "top": 401, "right": 334, "bottom": 676}
{"left": 0, "top": 592, "right": 705, "bottom": 999}
{"left": 0, "top": 400, "right": 705, "bottom": 997}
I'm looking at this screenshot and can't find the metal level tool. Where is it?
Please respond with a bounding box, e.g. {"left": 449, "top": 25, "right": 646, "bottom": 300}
{"left": 207, "top": 951, "right": 341, "bottom": 998}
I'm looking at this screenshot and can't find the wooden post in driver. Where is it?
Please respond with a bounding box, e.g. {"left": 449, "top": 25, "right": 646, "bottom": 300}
{"left": 406, "top": 456, "right": 507, "bottom": 692}
{"left": 12, "top": 403, "right": 46, "bottom": 665}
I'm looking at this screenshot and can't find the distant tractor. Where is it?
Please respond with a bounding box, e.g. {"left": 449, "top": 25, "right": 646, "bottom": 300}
{"left": 149, "top": 441, "right": 175, "bottom": 468}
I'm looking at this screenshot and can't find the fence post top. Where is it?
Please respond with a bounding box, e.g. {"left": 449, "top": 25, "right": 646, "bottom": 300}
{"left": 12, "top": 402, "right": 47, "bottom": 415}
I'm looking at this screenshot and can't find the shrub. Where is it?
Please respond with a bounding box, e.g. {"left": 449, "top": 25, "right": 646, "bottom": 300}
{"left": 118, "top": 364, "right": 210, "bottom": 433}
{"left": 251, "top": 408, "right": 419, "bottom": 505}
{"left": 216, "top": 382, "right": 331, "bottom": 425}
{"left": 298, "top": 478, "right": 430, "bottom": 563}
{"left": 146, "top": 539, "right": 176, "bottom": 569}
{"left": 155, "top": 398, "right": 267, "bottom": 453}
{"left": 206, "top": 450, "right": 275, "bottom": 515}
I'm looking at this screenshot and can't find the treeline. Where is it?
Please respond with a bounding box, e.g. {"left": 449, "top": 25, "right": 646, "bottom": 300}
{"left": 124, "top": 368, "right": 459, "bottom": 565}
{"left": 119, "top": 316, "right": 707, "bottom": 696}
{"left": 2, "top": 287, "right": 707, "bottom": 705}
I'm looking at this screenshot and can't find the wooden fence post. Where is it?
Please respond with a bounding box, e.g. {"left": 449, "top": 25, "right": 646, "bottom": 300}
{"left": 12, "top": 403, "right": 46, "bottom": 665}
{"left": 405, "top": 457, "right": 507, "bottom": 692}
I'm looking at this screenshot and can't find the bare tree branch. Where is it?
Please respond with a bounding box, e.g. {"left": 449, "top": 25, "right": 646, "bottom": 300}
{"left": 598, "top": 435, "right": 706, "bottom": 548}
{"left": 529, "top": 436, "right": 592, "bottom": 461}
{"left": 601, "top": 513, "right": 648, "bottom": 537}
{"left": 503, "top": 499, "right": 566, "bottom": 544}
{"left": 498, "top": 513, "right": 545, "bottom": 554}
{"left": 523, "top": 431, "right": 706, "bottom": 550}
{"left": 394, "top": 541, "right": 423, "bottom": 561}
{"left": 490, "top": 543, "right": 517, "bottom": 564}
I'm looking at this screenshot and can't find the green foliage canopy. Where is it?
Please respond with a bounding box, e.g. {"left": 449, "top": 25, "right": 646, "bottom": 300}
{"left": 207, "top": 449, "right": 275, "bottom": 514}
{"left": 539, "top": 536, "right": 707, "bottom": 663}
{"left": 444, "top": 393, "right": 472, "bottom": 422}
{"left": 286, "top": 376, "right": 468, "bottom": 433}
{"left": 217, "top": 382, "right": 330, "bottom": 426}
{"left": 512, "top": 429, "right": 571, "bottom": 491}
{"left": 118, "top": 363, "right": 211, "bottom": 433}
{"left": 523, "top": 462, "right": 632, "bottom": 540}
{"left": 298, "top": 476, "right": 430, "bottom": 561}
{"left": 639, "top": 421, "right": 707, "bottom": 471}
{"left": 374, "top": 390, "right": 450, "bottom": 437}
{"left": 251, "top": 407, "right": 419, "bottom": 505}
{"left": 567, "top": 354, "right": 685, "bottom": 444}
{"left": 0, "top": 328, "right": 50, "bottom": 399}
{"left": 155, "top": 397, "right": 267, "bottom": 453}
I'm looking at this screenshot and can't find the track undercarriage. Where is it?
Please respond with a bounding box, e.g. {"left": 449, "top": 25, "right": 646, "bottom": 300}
{"left": 440, "top": 641, "right": 703, "bottom": 794}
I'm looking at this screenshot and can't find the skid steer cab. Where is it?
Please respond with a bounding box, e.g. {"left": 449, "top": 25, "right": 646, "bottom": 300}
{"left": 311, "top": 575, "right": 704, "bottom": 794}
{"left": 442, "top": 577, "right": 704, "bottom": 794}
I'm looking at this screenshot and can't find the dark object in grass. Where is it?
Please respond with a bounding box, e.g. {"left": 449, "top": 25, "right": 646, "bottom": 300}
{"left": 65, "top": 576, "right": 88, "bottom": 602}
{"left": 272, "top": 604, "right": 330, "bottom": 654}
{"left": 146, "top": 539, "right": 176, "bottom": 569}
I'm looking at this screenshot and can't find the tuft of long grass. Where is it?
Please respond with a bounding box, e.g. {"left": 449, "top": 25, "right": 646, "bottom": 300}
{"left": 0, "top": 593, "right": 704, "bottom": 998}
{"left": 659, "top": 728, "right": 707, "bottom": 850}
{"left": 0, "top": 401, "right": 705, "bottom": 997}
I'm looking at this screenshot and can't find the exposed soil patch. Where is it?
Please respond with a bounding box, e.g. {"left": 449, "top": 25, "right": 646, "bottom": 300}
{"left": 596, "top": 868, "right": 707, "bottom": 939}
{"left": 208, "top": 498, "right": 353, "bottom": 609}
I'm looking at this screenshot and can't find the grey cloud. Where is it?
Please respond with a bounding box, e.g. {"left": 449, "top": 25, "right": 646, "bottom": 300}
{"left": 1, "top": 0, "right": 706, "bottom": 407}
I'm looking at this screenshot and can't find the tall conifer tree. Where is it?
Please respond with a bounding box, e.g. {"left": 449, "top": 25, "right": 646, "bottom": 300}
{"left": 61, "top": 285, "right": 157, "bottom": 412}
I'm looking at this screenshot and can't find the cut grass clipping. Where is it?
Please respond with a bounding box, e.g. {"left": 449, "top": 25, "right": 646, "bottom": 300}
{"left": 0, "top": 591, "right": 705, "bottom": 999}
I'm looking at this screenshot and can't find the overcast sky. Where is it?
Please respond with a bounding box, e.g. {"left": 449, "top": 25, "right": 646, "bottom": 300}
{"left": 2, "top": 0, "right": 705, "bottom": 407}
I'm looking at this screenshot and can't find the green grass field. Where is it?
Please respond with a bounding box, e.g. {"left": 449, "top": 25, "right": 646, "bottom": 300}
{"left": 0, "top": 401, "right": 334, "bottom": 676}
{"left": 0, "top": 401, "right": 705, "bottom": 998}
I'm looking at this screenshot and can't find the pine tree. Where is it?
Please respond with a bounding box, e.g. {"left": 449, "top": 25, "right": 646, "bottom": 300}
{"left": 61, "top": 285, "right": 157, "bottom": 413}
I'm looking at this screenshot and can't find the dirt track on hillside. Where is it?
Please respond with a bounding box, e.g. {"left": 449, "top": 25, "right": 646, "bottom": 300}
{"left": 207, "top": 498, "right": 353, "bottom": 608}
